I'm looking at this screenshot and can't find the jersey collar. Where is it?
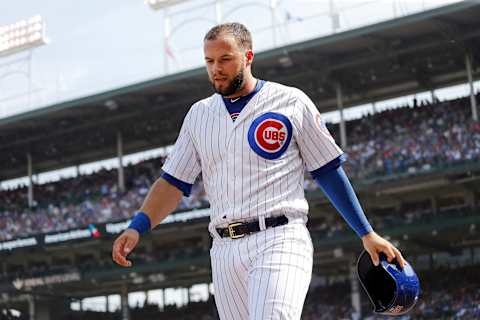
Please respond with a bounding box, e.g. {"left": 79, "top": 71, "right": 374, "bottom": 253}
{"left": 221, "top": 79, "right": 265, "bottom": 108}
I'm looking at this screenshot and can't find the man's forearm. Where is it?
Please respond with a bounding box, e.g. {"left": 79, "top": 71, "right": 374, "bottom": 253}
{"left": 313, "top": 166, "right": 373, "bottom": 237}
{"left": 139, "top": 177, "right": 184, "bottom": 228}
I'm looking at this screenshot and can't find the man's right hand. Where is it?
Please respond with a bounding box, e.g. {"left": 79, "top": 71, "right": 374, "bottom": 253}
{"left": 112, "top": 229, "right": 140, "bottom": 267}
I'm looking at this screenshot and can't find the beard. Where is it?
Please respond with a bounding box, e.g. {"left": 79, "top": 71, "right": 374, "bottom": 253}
{"left": 212, "top": 69, "right": 245, "bottom": 97}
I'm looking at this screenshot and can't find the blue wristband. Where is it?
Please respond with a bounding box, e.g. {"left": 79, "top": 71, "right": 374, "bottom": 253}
{"left": 127, "top": 212, "right": 152, "bottom": 235}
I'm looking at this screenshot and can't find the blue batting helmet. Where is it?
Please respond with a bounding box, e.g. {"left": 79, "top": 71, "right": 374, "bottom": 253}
{"left": 357, "top": 250, "right": 420, "bottom": 316}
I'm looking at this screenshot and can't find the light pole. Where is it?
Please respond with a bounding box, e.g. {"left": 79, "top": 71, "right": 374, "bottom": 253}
{"left": 0, "top": 15, "right": 49, "bottom": 115}
{"left": 0, "top": 15, "right": 49, "bottom": 207}
{"left": 145, "top": 0, "right": 191, "bottom": 10}
{"left": 145, "top": 0, "right": 195, "bottom": 74}
{"left": 0, "top": 15, "right": 48, "bottom": 57}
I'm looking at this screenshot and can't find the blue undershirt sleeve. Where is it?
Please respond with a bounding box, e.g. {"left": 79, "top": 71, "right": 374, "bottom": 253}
{"left": 160, "top": 172, "right": 193, "bottom": 197}
{"left": 310, "top": 154, "right": 347, "bottom": 177}
{"left": 310, "top": 157, "right": 373, "bottom": 238}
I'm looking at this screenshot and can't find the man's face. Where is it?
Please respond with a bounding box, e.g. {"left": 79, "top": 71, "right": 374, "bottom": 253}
{"left": 204, "top": 35, "right": 250, "bottom": 97}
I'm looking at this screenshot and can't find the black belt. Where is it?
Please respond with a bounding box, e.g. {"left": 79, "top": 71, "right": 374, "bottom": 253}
{"left": 216, "top": 215, "right": 289, "bottom": 239}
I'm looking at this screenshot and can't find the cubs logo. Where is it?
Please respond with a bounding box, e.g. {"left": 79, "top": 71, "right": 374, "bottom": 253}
{"left": 248, "top": 112, "right": 292, "bottom": 160}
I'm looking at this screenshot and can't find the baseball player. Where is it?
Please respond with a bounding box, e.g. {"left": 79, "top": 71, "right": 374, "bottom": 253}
{"left": 112, "top": 22, "right": 406, "bottom": 320}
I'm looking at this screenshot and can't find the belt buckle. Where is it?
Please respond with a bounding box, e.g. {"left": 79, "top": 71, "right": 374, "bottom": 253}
{"left": 227, "top": 222, "right": 245, "bottom": 239}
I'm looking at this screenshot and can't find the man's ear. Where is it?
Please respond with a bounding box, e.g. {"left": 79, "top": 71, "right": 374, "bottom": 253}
{"left": 246, "top": 50, "right": 254, "bottom": 66}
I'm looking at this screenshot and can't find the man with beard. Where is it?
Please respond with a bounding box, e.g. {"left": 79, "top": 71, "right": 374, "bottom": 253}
{"left": 112, "top": 22, "right": 405, "bottom": 320}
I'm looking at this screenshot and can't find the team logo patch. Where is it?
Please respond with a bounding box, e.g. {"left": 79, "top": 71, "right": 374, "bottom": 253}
{"left": 247, "top": 112, "right": 292, "bottom": 160}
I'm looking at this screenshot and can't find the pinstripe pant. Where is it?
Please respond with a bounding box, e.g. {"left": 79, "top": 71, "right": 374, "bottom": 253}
{"left": 210, "top": 222, "right": 313, "bottom": 320}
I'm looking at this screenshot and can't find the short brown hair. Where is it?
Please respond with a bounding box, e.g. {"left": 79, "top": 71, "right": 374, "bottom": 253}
{"left": 204, "top": 22, "right": 252, "bottom": 51}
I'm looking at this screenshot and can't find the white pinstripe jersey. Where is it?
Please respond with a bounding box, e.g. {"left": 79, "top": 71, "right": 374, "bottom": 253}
{"left": 162, "top": 81, "right": 343, "bottom": 235}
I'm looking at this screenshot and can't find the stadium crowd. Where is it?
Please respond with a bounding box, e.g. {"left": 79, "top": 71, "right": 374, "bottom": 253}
{"left": 0, "top": 157, "right": 208, "bottom": 241}
{"left": 0, "top": 95, "right": 479, "bottom": 241}
{"left": 330, "top": 95, "right": 480, "bottom": 180}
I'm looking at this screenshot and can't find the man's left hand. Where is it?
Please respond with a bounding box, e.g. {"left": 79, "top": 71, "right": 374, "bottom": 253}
{"left": 361, "top": 231, "right": 406, "bottom": 268}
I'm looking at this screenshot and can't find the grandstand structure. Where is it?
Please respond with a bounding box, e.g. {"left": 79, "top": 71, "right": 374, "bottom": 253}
{"left": 1, "top": 2, "right": 480, "bottom": 319}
